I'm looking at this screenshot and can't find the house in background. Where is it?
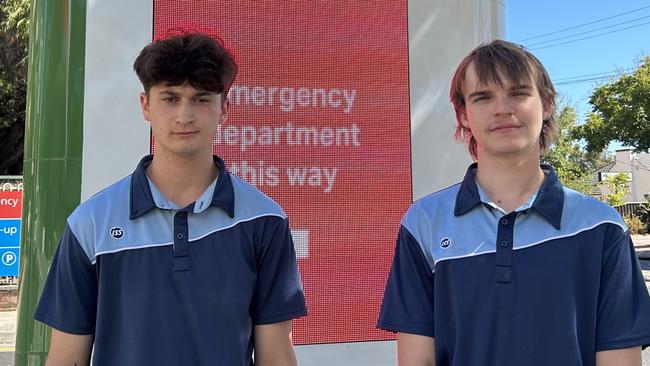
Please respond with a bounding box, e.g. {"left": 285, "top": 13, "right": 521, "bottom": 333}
{"left": 594, "top": 148, "right": 650, "bottom": 203}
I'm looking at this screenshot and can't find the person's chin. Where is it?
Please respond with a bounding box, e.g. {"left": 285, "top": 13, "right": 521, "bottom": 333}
{"left": 168, "top": 144, "right": 200, "bottom": 157}
{"left": 485, "top": 143, "right": 528, "bottom": 156}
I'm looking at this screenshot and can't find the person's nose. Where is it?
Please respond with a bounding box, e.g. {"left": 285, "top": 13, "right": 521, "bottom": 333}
{"left": 493, "top": 94, "right": 515, "bottom": 118}
{"left": 177, "top": 100, "right": 194, "bottom": 124}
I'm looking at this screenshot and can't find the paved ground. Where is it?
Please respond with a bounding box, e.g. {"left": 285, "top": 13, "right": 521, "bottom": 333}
{"left": 0, "top": 353, "right": 11, "bottom": 366}
{"left": 0, "top": 310, "right": 14, "bottom": 365}
{"left": 0, "top": 239, "right": 649, "bottom": 365}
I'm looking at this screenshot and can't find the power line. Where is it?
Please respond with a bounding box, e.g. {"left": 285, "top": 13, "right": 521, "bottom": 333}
{"left": 517, "top": 5, "right": 650, "bottom": 42}
{"left": 531, "top": 20, "right": 650, "bottom": 51}
{"left": 582, "top": 159, "right": 650, "bottom": 176}
{"left": 613, "top": 158, "right": 650, "bottom": 173}
{"left": 554, "top": 67, "right": 637, "bottom": 82}
{"left": 635, "top": 157, "right": 650, "bottom": 172}
{"left": 552, "top": 67, "right": 638, "bottom": 86}
{"left": 556, "top": 73, "right": 623, "bottom": 86}
{"left": 556, "top": 74, "right": 617, "bottom": 84}
{"left": 526, "top": 14, "right": 650, "bottom": 47}
{"left": 555, "top": 76, "right": 617, "bottom": 86}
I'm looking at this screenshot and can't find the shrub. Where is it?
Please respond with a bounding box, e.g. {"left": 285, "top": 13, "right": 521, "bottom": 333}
{"left": 623, "top": 214, "right": 647, "bottom": 235}
{"left": 637, "top": 201, "right": 650, "bottom": 233}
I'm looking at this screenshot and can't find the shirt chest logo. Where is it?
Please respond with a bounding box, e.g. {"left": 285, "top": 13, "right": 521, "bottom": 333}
{"left": 110, "top": 227, "right": 124, "bottom": 239}
{"left": 440, "top": 237, "right": 451, "bottom": 248}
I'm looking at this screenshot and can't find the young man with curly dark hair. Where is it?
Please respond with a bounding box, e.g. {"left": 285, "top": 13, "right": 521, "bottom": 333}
{"left": 35, "top": 32, "right": 307, "bottom": 366}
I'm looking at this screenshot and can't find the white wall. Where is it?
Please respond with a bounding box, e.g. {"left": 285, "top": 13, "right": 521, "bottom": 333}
{"left": 410, "top": 0, "right": 505, "bottom": 200}
{"left": 81, "top": 0, "right": 152, "bottom": 200}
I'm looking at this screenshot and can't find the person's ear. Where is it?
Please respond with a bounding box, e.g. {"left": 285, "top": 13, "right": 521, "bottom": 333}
{"left": 459, "top": 107, "right": 469, "bottom": 129}
{"left": 219, "top": 98, "right": 230, "bottom": 125}
{"left": 140, "top": 92, "right": 151, "bottom": 122}
{"left": 542, "top": 98, "right": 552, "bottom": 121}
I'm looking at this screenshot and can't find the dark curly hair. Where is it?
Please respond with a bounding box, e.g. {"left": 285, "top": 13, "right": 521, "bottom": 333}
{"left": 133, "top": 31, "right": 238, "bottom": 101}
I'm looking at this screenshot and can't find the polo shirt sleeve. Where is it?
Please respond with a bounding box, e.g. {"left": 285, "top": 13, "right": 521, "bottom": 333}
{"left": 595, "top": 224, "right": 650, "bottom": 351}
{"left": 377, "top": 225, "right": 435, "bottom": 337}
{"left": 251, "top": 217, "right": 307, "bottom": 325}
{"left": 34, "top": 223, "right": 98, "bottom": 335}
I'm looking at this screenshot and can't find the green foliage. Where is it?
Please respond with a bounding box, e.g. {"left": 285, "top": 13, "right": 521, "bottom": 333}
{"left": 0, "top": 0, "right": 28, "bottom": 72}
{"left": 603, "top": 173, "right": 630, "bottom": 206}
{"left": 0, "top": 0, "right": 29, "bottom": 174}
{"left": 574, "top": 56, "right": 650, "bottom": 153}
{"left": 0, "top": 0, "right": 28, "bottom": 128}
{"left": 623, "top": 214, "right": 646, "bottom": 235}
{"left": 2, "top": 0, "right": 29, "bottom": 43}
{"left": 544, "top": 104, "right": 610, "bottom": 195}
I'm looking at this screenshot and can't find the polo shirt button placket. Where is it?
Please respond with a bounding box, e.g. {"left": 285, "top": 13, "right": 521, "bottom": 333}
{"left": 494, "top": 212, "right": 517, "bottom": 363}
{"left": 173, "top": 210, "right": 191, "bottom": 272}
{"left": 495, "top": 214, "right": 514, "bottom": 284}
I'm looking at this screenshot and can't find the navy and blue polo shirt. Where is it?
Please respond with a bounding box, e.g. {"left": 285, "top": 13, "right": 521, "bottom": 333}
{"left": 378, "top": 163, "right": 650, "bottom": 365}
{"left": 35, "top": 155, "right": 307, "bottom": 366}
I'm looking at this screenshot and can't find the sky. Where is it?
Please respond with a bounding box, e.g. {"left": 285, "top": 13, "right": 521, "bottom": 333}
{"left": 506, "top": 1, "right": 650, "bottom": 136}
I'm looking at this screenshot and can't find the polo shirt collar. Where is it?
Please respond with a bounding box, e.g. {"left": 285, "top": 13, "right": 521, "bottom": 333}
{"left": 129, "top": 155, "right": 236, "bottom": 220}
{"left": 454, "top": 162, "right": 564, "bottom": 229}
{"left": 453, "top": 163, "right": 482, "bottom": 217}
{"left": 475, "top": 180, "right": 539, "bottom": 215}
{"left": 531, "top": 164, "right": 564, "bottom": 230}
{"left": 146, "top": 174, "right": 218, "bottom": 213}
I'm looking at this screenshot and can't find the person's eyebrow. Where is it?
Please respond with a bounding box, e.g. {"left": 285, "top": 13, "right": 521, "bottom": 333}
{"left": 193, "top": 91, "right": 215, "bottom": 98}
{"left": 159, "top": 90, "right": 180, "bottom": 97}
{"left": 511, "top": 84, "right": 533, "bottom": 91}
{"left": 468, "top": 90, "right": 492, "bottom": 99}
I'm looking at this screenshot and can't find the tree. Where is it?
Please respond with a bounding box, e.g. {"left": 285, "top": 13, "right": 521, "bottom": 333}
{"left": 602, "top": 173, "right": 630, "bottom": 206}
{"left": 543, "top": 104, "right": 611, "bottom": 195}
{"left": 574, "top": 56, "right": 650, "bottom": 153}
{"left": 0, "top": 0, "right": 29, "bottom": 175}
{"left": 2, "top": 0, "right": 28, "bottom": 41}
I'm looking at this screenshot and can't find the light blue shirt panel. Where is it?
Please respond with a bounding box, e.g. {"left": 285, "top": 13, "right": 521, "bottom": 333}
{"left": 188, "top": 175, "right": 286, "bottom": 242}
{"left": 68, "top": 174, "right": 287, "bottom": 264}
{"left": 402, "top": 184, "right": 628, "bottom": 273}
{"left": 522, "top": 186, "right": 627, "bottom": 247}
{"left": 400, "top": 183, "right": 498, "bottom": 272}
{"left": 67, "top": 176, "right": 174, "bottom": 264}
{"left": 228, "top": 174, "right": 286, "bottom": 221}
{"left": 510, "top": 187, "right": 626, "bottom": 253}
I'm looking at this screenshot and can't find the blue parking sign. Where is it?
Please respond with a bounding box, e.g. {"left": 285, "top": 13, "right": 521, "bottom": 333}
{"left": 0, "top": 248, "right": 19, "bottom": 276}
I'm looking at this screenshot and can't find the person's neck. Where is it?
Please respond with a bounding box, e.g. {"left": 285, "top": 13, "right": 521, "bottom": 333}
{"left": 474, "top": 152, "right": 545, "bottom": 213}
{"left": 146, "top": 150, "right": 218, "bottom": 208}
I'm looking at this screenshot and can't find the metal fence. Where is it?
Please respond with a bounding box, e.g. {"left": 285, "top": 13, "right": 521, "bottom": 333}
{"left": 615, "top": 202, "right": 646, "bottom": 217}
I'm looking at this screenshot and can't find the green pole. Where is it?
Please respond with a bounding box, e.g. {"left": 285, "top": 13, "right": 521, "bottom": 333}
{"left": 15, "top": 0, "right": 86, "bottom": 364}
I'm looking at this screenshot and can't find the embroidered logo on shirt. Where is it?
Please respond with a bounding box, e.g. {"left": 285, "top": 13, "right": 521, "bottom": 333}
{"left": 440, "top": 237, "right": 451, "bottom": 248}
{"left": 110, "top": 227, "right": 124, "bottom": 239}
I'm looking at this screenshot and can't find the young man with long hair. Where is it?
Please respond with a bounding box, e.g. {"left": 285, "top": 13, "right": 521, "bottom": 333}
{"left": 379, "top": 39, "right": 650, "bottom": 365}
